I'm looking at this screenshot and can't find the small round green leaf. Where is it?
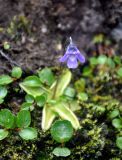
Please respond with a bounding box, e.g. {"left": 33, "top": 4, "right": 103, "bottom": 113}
{"left": 22, "top": 76, "right": 42, "bottom": 87}
{"left": 51, "top": 120, "right": 73, "bottom": 143}
{"left": 0, "top": 129, "right": 9, "bottom": 140}
{"left": 109, "top": 109, "right": 119, "bottom": 119}
{"left": 25, "top": 94, "right": 34, "bottom": 103}
{"left": 0, "top": 86, "right": 7, "bottom": 99}
{"left": 83, "top": 66, "right": 92, "bottom": 76}
{"left": 97, "top": 55, "right": 107, "bottom": 65}
{"left": 107, "top": 58, "right": 115, "bottom": 68}
{"left": 64, "top": 87, "right": 76, "bottom": 98}
{"left": 0, "top": 99, "right": 4, "bottom": 104}
{"left": 112, "top": 118, "right": 122, "bottom": 129}
{"left": 77, "top": 92, "right": 88, "bottom": 101}
{"left": 117, "top": 68, "right": 122, "bottom": 77}
{"left": 52, "top": 147, "right": 71, "bottom": 157}
{"left": 114, "top": 56, "right": 121, "bottom": 65}
{"left": 116, "top": 137, "right": 122, "bottom": 149}
{"left": 16, "top": 110, "right": 31, "bottom": 128}
{"left": 3, "top": 42, "right": 10, "bottom": 50}
{"left": 0, "top": 75, "right": 13, "bottom": 85}
{"left": 89, "top": 57, "right": 98, "bottom": 65}
{"left": 11, "top": 67, "right": 22, "bottom": 79}
{"left": 21, "top": 102, "right": 34, "bottom": 111}
{"left": 38, "top": 68, "right": 55, "bottom": 86}
{"left": 19, "top": 127, "right": 37, "bottom": 140}
{"left": 35, "top": 94, "right": 47, "bottom": 107}
{"left": 0, "top": 109, "right": 15, "bottom": 129}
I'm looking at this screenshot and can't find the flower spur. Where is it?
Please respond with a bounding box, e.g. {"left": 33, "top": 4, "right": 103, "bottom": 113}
{"left": 59, "top": 37, "right": 85, "bottom": 68}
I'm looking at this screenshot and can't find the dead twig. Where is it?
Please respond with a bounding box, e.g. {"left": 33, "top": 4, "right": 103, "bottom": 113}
{"left": 0, "top": 49, "right": 20, "bottom": 67}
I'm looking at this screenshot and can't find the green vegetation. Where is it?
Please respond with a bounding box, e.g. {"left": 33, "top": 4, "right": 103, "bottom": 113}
{"left": 0, "top": 53, "right": 122, "bottom": 159}
{"left": 0, "top": 109, "right": 37, "bottom": 140}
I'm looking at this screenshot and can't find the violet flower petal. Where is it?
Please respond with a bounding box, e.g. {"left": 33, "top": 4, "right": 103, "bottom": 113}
{"left": 59, "top": 54, "right": 68, "bottom": 62}
{"left": 59, "top": 37, "right": 86, "bottom": 68}
{"left": 77, "top": 52, "right": 85, "bottom": 63}
{"left": 66, "top": 44, "right": 78, "bottom": 54}
{"left": 67, "top": 55, "right": 78, "bottom": 68}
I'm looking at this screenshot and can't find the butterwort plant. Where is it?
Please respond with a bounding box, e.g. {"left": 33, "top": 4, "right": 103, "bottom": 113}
{"left": 19, "top": 38, "right": 85, "bottom": 132}
{"left": 20, "top": 69, "right": 81, "bottom": 131}
{"left": 59, "top": 37, "right": 85, "bottom": 68}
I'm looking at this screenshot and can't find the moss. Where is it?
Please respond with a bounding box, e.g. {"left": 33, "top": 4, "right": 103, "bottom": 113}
{"left": 6, "top": 15, "right": 31, "bottom": 40}
{"left": 0, "top": 136, "right": 37, "bottom": 159}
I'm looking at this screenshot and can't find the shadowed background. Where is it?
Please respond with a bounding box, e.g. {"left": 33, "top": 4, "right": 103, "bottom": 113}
{"left": 0, "top": 0, "right": 122, "bottom": 73}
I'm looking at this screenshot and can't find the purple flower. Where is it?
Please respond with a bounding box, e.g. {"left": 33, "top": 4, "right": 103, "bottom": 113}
{"left": 59, "top": 38, "right": 85, "bottom": 68}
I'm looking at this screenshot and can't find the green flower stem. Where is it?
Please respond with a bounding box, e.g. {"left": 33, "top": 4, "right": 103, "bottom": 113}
{"left": 52, "top": 65, "right": 62, "bottom": 99}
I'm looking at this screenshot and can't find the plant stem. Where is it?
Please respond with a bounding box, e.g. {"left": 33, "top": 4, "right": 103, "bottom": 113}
{"left": 52, "top": 65, "right": 62, "bottom": 99}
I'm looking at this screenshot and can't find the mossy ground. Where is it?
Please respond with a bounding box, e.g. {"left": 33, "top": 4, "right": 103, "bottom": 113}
{"left": 1, "top": 97, "right": 122, "bottom": 160}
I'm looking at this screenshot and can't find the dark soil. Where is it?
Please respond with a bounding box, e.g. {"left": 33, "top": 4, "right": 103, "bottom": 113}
{"left": 0, "top": 0, "right": 122, "bottom": 73}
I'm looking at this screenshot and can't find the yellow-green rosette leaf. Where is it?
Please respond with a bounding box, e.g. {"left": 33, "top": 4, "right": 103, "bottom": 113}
{"left": 52, "top": 102, "right": 80, "bottom": 130}
{"left": 0, "top": 129, "right": 9, "bottom": 140}
{"left": 42, "top": 104, "right": 57, "bottom": 131}
{"left": 20, "top": 76, "right": 49, "bottom": 98}
{"left": 50, "top": 69, "right": 71, "bottom": 98}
